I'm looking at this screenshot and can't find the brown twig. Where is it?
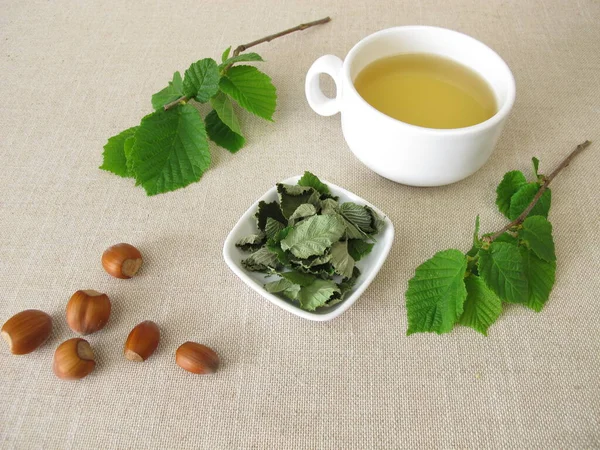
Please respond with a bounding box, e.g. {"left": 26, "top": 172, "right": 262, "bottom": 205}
{"left": 163, "top": 16, "right": 331, "bottom": 111}
{"left": 484, "top": 140, "right": 592, "bottom": 242}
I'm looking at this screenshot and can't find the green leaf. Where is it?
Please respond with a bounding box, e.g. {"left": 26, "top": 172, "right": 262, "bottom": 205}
{"left": 221, "top": 47, "right": 231, "bottom": 63}
{"left": 266, "top": 240, "right": 291, "bottom": 266}
{"left": 151, "top": 72, "right": 183, "bottom": 110}
{"left": 459, "top": 275, "right": 503, "bottom": 336}
{"left": 210, "top": 92, "right": 242, "bottom": 135}
{"left": 219, "top": 65, "right": 276, "bottom": 121}
{"left": 532, "top": 157, "right": 540, "bottom": 177}
{"left": 182, "top": 58, "right": 220, "bottom": 103}
{"left": 281, "top": 271, "right": 316, "bottom": 287}
{"left": 347, "top": 239, "right": 374, "bottom": 262}
{"left": 297, "top": 279, "right": 340, "bottom": 311}
{"left": 340, "top": 214, "right": 370, "bottom": 240}
{"left": 307, "top": 254, "right": 333, "bottom": 267}
{"left": 478, "top": 242, "right": 528, "bottom": 303}
{"left": 509, "top": 183, "right": 551, "bottom": 220}
{"left": 298, "top": 171, "right": 330, "bottom": 195}
{"left": 466, "top": 215, "right": 481, "bottom": 257}
{"left": 265, "top": 217, "right": 286, "bottom": 240}
{"left": 365, "top": 206, "right": 385, "bottom": 233}
{"left": 339, "top": 203, "right": 373, "bottom": 232}
{"left": 281, "top": 214, "right": 346, "bottom": 259}
{"left": 330, "top": 240, "right": 355, "bottom": 279}
{"left": 520, "top": 246, "right": 556, "bottom": 312}
{"left": 100, "top": 127, "right": 138, "bottom": 178}
{"left": 219, "top": 52, "right": 264, "bottom": 71}
{"left": 520, "top": 216, "right": 556, "bottom": 262}
{"left": 235, "top": 232, "right": 266, "bottom": 251}
{"left": 205, "top": 109, "right": 245, "bottom": 153}
{"left": 129, "top": 104, "right": 210, "bottom": 195}
{"left": 320, "top": 198, "right": 339, "bottom": 215}
{"left": 496, "top": 170, "right": 527, "bottom": 218}
{"left": 277, "top": 184, "right": 319, "bottom": 218}
{"left": 270, "top": 226, "right": 291, "bottom": 244}
{"left": 492, "top": 233, "right": 519, "bottom": 245}
{"left": 288, "top": 203, "right": 317, "bottom": 226}
{"left": 264, "top": 278, "right": 301, "bottom": 301}
{"left": 338, "top": 267, "right": 361, "bottom": 295}
{"left": 241, "top": 247, "right": 281, "bottom": 272}
{"left": 255, "top": 201, "right": 286, "bottom": 231}
{"left": 405, "top": 249, "right": 468, "bottom": 335}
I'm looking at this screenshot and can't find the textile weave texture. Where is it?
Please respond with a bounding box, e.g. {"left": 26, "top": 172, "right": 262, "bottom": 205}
{"left": 0, "top": 0, "right": 598, "bottom": 448}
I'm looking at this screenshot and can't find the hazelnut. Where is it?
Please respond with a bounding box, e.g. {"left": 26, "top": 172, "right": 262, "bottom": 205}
{"left": 1, "top": 309, "right": 53, "bottom": 355}
{"left": 124, "top": 320, "right": 160, "bottom": 362}
{"left": 175, "top": 341, "right": 219, "bottom": 374}
{"left": 66, "top": 290, "right": 111, "bottom": 335}
{"left": 102, "top": 243, "right": 142, "bottom": 279}
{"left": 53, "top": 338, "right": 96, "bottom": 380}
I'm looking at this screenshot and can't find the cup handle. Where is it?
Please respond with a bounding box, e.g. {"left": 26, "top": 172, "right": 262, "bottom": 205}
{"left": 305, "top": 55, "right": 343, "bottom": 116}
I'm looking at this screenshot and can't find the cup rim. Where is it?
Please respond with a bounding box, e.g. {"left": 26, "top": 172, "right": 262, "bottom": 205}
{"left": 343, "top": 25, "right": 516, "bottom": 135}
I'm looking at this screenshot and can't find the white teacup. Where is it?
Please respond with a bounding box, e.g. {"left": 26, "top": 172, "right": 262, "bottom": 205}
{"left": 305, "top": 26, "right": 515, "bottom": 186}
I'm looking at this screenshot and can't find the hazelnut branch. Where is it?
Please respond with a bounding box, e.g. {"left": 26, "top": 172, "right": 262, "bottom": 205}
{"left": 163, "top": 16, "right": 332, "bottom": 111}
{"left": 484, "top": 140, "right": 592, "bottom": 242}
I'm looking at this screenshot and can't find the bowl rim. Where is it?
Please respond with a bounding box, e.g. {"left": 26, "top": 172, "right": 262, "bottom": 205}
{"left": 222, "top": 176, "right": 395, "bottom": 321}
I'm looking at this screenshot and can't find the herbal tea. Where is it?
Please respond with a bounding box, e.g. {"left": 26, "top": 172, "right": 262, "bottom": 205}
{"left": 354, "top": 53, "right": 496, "bottom": 129}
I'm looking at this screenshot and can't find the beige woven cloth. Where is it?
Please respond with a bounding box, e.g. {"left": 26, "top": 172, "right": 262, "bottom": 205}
{"left": 1, "top": 0, "right": 599, "bottom": 448}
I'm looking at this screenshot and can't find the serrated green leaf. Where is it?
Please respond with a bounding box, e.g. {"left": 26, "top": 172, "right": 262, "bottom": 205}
{"left": 347, "top": 239, "right": 374, "bottom": 262}
{"left": 221, "top": 47, "right": 231, "bottom": 63}
{"left": 338, "top": 267, "right": 361, "bottom": 295}
{"left": 298, "top": 171, "right": 330, "bottom": 195}
{"left": 210, "top": 92, "right": 242, "bottom": 135}
{"left": 491, "top": 233, "right": 519, "bottom": 245}
{"left": 182, "top": 58, "right": 220, "bottom": 103}
{"left": 219, "top": 65, "right": 276, "bottom": 121}
{"left": 496, "top": 170, "right": 527, "bottom": 218}
{"left": 151, "top": 72, "right": 183, "bottom": 110}
{"left": 365, "top": 206, "right": 385, "bottom": 233}
{"left": 266, "top": 240, "right": 291, "bottom": 266}
{"left": 281, "top": 214, "right": 346, "bottom": 259}
{"left": 520, "top": 216, "right": 555, "bottom": 262}
{"left": 509, "top": 183, "right": 551, "bottom": 220}
{"left": 281, "top": 271, "right": 316, "bottom": 287}
{"left": 297, "top": 279, "right": 340, "bottom": 311}
{"left": 265, "top": 217, "right": 286, "bottom": 240}
{"left": 320, "top": 198, "right": 339, "bottom": 215}
{"left": 205, "top": 109, "right": 245, "bottom": 153}
{"left": 520, "top": 246, "right": 556, "bottom": 312}
{"left": 459, "top": 275, "right": 502, "bottom": 336}
{"left": 330, "top": 240, "right": 355, "bottom": 279}
{"left": 100, "top": 126, "right": 138, "bottom": 178}
{"left": 271, "top": 226, "right": 291, "bottom": 244}
{"left": 288, "top": 203, "right": 317, "bottom": 226}
{"left": 124, "top": 136, "right": 135, "bottom": 177}
{"left": 406, "top": 249, "right": 468, "bottom": 335}
{"left": 255, "top": 201, "right": 286, "bottom": 231}
{"left": 235, "top": 232, "right": 266, "bottom": 251}
{"left": 130, "top": 105, "right": 210, "bottom": 195}
{"left": 277, "top": 184, "right": 319, "bottom": 218}
{"left": 339, "top": 203, "right": 373, "bottom": 232}
{"left": 532, "top": 157, "right": 540, "bottom": 177}
{"left": 241, "top": 247, "right": 281, "bottom": 272}
{"left": 302, "top": 253, "right": 332, "bottom": 267}
{"left": 264, "top": 278, "right": 301, "bottom": 301}
{"left": 478, "top": 242, "right": 528, "bottom": 303}
{"left": 219, "top": 52, "right": 264, "bottom": 71}
{"left": 340, "top": 214, "right": 370, "bottom": 240}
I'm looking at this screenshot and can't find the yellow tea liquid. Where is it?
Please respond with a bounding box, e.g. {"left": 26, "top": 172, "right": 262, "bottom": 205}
{"left": 354, "top": 53, "right": 497, "bottom": 129}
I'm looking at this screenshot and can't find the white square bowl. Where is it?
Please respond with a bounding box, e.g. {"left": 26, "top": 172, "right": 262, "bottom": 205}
{"left": 223, "top": 176, "right": 394, "bottom": 321}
